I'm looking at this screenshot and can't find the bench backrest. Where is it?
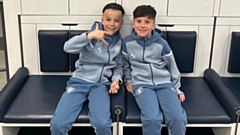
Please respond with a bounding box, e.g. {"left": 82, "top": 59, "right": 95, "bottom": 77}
{"left": 38, "top": 30, "right": 196, "bottom": 74}
{"left": 38, "top": 30, "right": 87, "bottom": 72}
{"left": 228, "top": 32, "right": 240, "bottom": 73}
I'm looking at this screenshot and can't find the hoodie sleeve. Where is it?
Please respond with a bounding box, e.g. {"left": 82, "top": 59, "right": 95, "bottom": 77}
{"left": 161, "top": 42, "right": 183, "bottom": 94}
{"left": 63, "top": 33, "right": 94, "bottom": 54}
{"left": 122, "top": 41, "right": 132, "bottom": 86}
{"left": 111, "top": 46, "right": 123, "bottom": 83}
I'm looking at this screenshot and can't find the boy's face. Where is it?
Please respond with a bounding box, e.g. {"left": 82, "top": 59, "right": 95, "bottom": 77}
{"left": 132, "top": 16, "right": 156, "bottom": 38}
{"left": 102, "top": 9, "right": 123, "bottom": 35}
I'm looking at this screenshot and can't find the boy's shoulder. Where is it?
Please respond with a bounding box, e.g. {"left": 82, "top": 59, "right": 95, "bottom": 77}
{"left": 123, "top": 35, "right": 135, "bottom": 45}
{"left": 152, "top": 35, "right": 170, "bottom": 49}
{"left": 123, "top": 35, "right": 133, "bottom": 41}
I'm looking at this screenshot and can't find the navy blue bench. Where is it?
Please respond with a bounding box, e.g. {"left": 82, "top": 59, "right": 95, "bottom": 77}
{"left": 119, "top": 31, "right": 232, "bottom": 135}
{"left": 0, "top": 30, "right": 125, "bottom": 135}
{"left": 204, "top": 32, "right": 240, "bottom": 135}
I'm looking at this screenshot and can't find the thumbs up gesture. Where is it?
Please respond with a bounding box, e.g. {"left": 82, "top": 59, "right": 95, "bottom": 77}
{"left": 87, "top": 23, "right": 113, "bottom": 45}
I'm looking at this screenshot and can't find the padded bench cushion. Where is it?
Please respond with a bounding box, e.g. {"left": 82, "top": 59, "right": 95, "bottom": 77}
{"left": 221, "top": 77, "right": 240, "bottom": 122}
{"left": 181, "top": 77, "right": 231, "bottom": 123}
{"left": 167, "top": 31, "right": 196, "bottom": 73}
{"left": 3, "top": 75, "right": 89, "bottom": 123}
{"left": 38, "top": 30, "right": 69, "bottom": 72}
{"left": 38, "top": 30, "right": 88, "bottom": 72}
{"left": 228, "top": 32, "right": 240, "bottom": 73}
{"left": 221, "top": 77, "right": 240, "bottom": 103}
{"left": 125, "top": 77, "right": 231, "bottom": 124}
{"left": 0, "top": 67, "right": 29, "bottom": 122}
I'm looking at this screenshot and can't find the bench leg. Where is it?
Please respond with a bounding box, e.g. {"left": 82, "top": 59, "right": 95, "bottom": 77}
{"left": 0, "top": 125, "right": 2, "bottom": 135}
{"left": 234, "top": 110, "right": 240, "bottom": 135}
{"left": 0, "top": 126, "right": 19, "bottom": 135}
{"left": 112, "top": 122, "right": 117, "bottom": 135}
{"left": 113, "top": 122, "right": 123, "bottom": 135}
{"left": 118, "top": 123, "right": 123, "bottom": 135}
{"left": 212, "top": 125, "right": 235, "bottom": 135}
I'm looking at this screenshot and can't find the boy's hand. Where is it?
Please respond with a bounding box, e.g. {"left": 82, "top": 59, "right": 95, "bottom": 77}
{"left": 178, "top": 93, "right": 185, "bottom": 102}
{"left": 109, "top": 79, "right": 119, "bottom": 94}
{"left": 126, "top": 83, "right": 133, "bottom": 93}
{"left": 87, "top": 23, "right": 113, "bottom": 45}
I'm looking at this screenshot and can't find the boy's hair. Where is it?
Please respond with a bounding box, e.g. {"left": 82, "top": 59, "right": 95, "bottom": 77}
{"left": 102, "top": 3, "right": 125, "bottom": 16}
{"left": 133, "top": 5, "right": 156, "bottom": 20}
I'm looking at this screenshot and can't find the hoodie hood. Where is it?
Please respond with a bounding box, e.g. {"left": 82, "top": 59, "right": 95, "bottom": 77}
{"left": 89, "top": 21, "right": 121, "bottom": 45}
{"left": 130, "top": 28, "right": 162, "bottom": 46}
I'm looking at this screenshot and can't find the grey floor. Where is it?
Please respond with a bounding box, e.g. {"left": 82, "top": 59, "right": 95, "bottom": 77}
{"left": 18, "top": 127, "right": 215, "bottom": 135}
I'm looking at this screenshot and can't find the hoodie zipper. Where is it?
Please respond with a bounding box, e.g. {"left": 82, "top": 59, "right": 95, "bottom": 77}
{"left": 142, "top": 40, "right": 146, "bottom": 62}
{"left": 142, "top": 46, "right": 145, "bottom": 62}
{"left": 98, "top": 42, "right": 111, "bottom": 83}
{"left": 143, "top": 39, "right": 155, "bottom": 85}
{"left": 149, "top": 64, "right": 155, "bottom": 85}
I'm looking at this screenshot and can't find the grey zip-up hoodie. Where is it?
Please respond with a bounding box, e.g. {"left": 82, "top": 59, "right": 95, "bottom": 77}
{"left": 64, "top": 22, "right": 123, "bottom": 83}
{"left": 122, "top": 29, "right": 182, "bottom": 94}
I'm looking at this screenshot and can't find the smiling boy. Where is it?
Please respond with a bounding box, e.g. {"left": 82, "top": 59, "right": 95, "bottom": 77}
{"left": 50, "top": 3, "right": 125, "bottom": 135}
{"left": 122, "top": 5, "right": 187, "bottom": 135}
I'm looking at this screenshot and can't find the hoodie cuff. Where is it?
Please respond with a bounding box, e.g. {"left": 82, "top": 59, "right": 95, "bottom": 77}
{"left": 112, "top": 75, "right": 122, "bottom": 84}
{"left": 124, "top": 80, "right": 132, "bottom": 86}
{"left": 176, "top": 88, "right": 184, "bottom": 94}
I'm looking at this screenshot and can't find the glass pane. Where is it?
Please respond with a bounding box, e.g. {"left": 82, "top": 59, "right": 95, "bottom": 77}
{"left": 0, "top": 49, "right": 5, "bottom": 69}
{"left": 0, "top": 71, "right": 6, "bottom": 90}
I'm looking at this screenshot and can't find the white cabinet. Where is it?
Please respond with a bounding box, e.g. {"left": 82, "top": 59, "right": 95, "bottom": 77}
{"left": 168, "top": 0, "right": 215, "bottom": 16}
{"left": 21, "top": 0, "right": 68, "bottom": 15}
{"left": 122, "top": 0, "right": 167, "bottom": 16}
{"left": 219, "top": 0, "right": 240, "bottom": 17}
{"left": 20, "top": 0, "right": 117, "bottom": 15}
{"left": 70, "top": 0, "right": 115, "bottom": 15}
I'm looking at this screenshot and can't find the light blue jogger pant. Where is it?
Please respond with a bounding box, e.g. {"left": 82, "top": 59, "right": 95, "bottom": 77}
{"left": 50, "top": 77, "right": 112, "bottom": 135}
{"left": 132, "top": 83, "right": 187, "bottom": 135}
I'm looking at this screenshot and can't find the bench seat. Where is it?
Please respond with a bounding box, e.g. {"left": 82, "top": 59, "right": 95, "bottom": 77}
{"left": 3, "top": 75, "right": 91, "bottom": 123}
{"left": 0, "top": 67, "right": 124, "bottom": 124}
{"left": 125, "top": 76, "right": 231, "bottom": 124}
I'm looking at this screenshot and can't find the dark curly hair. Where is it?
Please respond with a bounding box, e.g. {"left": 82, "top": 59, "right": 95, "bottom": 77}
{"left": 133, "top": 5, "right": 156, "bottom": 20}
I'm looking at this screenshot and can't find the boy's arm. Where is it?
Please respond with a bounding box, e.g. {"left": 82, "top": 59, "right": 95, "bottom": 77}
{"left": 64, "top": 23, "right": 109, "bottom": 54}
{"left": 122, "top": 47, "right": 132, "bottom": 86}
{"left": 162, "top": 45, "right": 183, "bottom": 94}
{"left": 64, "top": 33, "right": 93, "bottom": 54}
{"left": 111, "top": 51, "right": 123, "bottom": 84}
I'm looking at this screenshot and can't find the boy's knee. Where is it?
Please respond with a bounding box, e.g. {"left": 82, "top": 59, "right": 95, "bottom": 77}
{"left": 51, "top": 120, "right": 64, "bottom": 130}
{"left": 143, "top": 115, "right": 162, "bottom": 125}
{"left": 167, "top": 114, "right": 187, "bottom": 125}
{"left": 93, "top": 120, "right": 111, "bottom": 130}
{"left": 50, "top": 117, "right": 68, "bottom": 132}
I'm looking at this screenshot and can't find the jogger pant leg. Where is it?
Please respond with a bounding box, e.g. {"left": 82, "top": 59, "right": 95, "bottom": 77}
{"left": 132, "top": 85, "right": 163, "bottom": 135}
{"left": 156, "top": 83, "right": 187, "bottom": 135}
{"left": 88, "top": 84, "right": 112, "bottom": 135}
{"left": 50, "top": 78, "right": 90, "bottom": 135}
